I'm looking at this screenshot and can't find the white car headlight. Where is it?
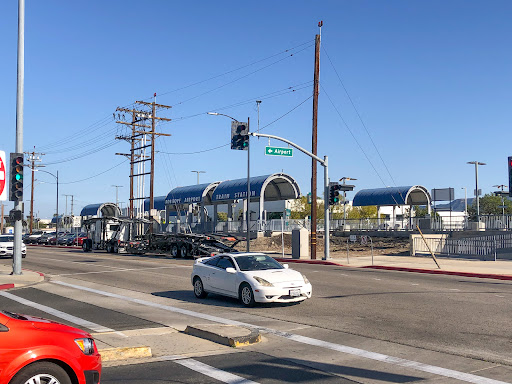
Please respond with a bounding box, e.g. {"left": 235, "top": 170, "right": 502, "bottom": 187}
{"left": 253, "top": 276, "right": 273, "bottom": 287}
{"left": 302, "top": 274, "right": 310, "bottom": 284}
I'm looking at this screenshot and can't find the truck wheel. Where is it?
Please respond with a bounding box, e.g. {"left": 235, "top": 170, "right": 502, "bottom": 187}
{"left": 113, "top": 244, "right": 119, "bottom": 253}
{"left": 82, "top": 241, "right": 90, "bottom": 253}
{"left": 10, "top": 361, "right": 72, "bottom": 384}
{"left": 180, "top": 245, "right": 188, "bottom": 258}
{"left": 171, "top": 244, "right": 178, "bottom": 258}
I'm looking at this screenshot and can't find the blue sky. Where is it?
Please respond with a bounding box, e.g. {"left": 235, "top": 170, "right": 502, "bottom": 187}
{"left": 1, "top": 1, "right": 511, "bottom": 218}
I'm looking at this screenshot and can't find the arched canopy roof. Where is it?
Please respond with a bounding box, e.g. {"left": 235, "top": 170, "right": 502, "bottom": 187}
{"left": 352, "top": 186, "right": 431, "bottom": 207}
{"left": 80, "top": 203, "right": 121, "bottom": 218}
{"left": 211, "top": 173, "right": 300, "bottom": 203}
{"left": 144, "top": 196, "right": 166, "bottom": 211}
{"left": 165, "top": 182, "right": 221, "bottom": 206}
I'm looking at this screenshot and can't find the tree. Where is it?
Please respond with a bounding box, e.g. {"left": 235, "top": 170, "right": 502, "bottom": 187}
{"left": 289, "top": 196, "right": 325, "bottom": 220}
{"left": 217, "top": 212, "right": 228, "bottom": 222}
{"left": 468, "top": 194, "right": 512, "bottom": 218}
{"left": 346, "top": 205, "right": 378, "bottom": 219}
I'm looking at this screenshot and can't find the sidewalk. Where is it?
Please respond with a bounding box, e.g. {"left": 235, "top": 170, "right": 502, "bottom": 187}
{"left": 274, "top": 253, "right": 512, "bottom": 281}
{"left": 0, "top": 263, "right": 45, "bottom": 290}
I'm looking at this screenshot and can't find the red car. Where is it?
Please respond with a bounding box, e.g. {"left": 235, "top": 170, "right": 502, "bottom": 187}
{"left": 0, "top": 311, "right": 101, "bottom": 384}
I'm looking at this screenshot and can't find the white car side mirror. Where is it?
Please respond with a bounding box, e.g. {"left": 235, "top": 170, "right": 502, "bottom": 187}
{"left": 225, "top": 267, "right": 236, "bottom": 274}
{"left": 283, "top": 264, "right": 289, "bottom": 269}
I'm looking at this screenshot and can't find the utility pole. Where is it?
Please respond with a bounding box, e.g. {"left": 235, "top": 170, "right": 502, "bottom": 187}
{"left": 25, "top": 149, "right": 44, "bottom": 234}
{"left": 115, "top": 96, "right": 171, "bottom": 226}
{"left": 310, "top": 22, "right": 322, "bottom": 259}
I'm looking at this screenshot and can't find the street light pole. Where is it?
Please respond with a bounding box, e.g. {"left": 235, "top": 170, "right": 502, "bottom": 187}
{"left": 207, "top": 112, "right": 251, "bottom": 252}
{"left": 467, "top": 161, "right": 486, "bottom": 224}
{"left": 191, "top": 171, "right": 205, "bottom": 185}
{"left": 36, "top": 169, "right": 58, "bottom": 237}
{"left": 340, "top": 177, "right": 357, "bottom": 230}
{"left": 111, "top": 185, "right": 123, "bottom": 206}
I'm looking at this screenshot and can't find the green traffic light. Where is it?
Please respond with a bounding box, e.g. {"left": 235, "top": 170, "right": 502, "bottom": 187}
{"left": 15, "top": 174, "right": 22, "bottom": 181}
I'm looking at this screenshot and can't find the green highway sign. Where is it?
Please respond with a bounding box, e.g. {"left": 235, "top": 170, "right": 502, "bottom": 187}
{"left": 265, "top": 146, "right": 293, "bottom": 157}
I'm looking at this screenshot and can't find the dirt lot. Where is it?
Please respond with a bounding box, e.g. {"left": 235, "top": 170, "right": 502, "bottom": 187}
{"left": 234, "top": 233, "right": 410, "bottom": 258}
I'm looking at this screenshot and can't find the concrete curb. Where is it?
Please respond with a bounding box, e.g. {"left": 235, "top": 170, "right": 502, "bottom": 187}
{"left": 99, "top": 346, "right": 152, "bottom": 362}
{"left": 27, "top": 244, "right": 81, "bottom": 249}
{"left": 274, "top": 258, "right": 512, "bottom": 281}
{"left": 185, "top": 325, "right": 261, "bottom": 348}
{"left": 362, "top": 265, "right": 512, "bottom": 281}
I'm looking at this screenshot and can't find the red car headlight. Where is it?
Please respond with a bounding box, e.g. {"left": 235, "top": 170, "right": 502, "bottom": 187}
{"left": 75, "top": 338, "right": 96, "bottom": 355}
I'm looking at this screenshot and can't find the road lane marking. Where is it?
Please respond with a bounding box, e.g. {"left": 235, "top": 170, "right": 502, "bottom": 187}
{"left": 175, "top": 358, "right": 260, "bottom": 384}
{"left": 57, "top": 265, "right": 190, "bottom": 276}
{"left": 0, "top": 291, "right": 122, "bottom": 335}
{"left": 411, "top": 283, "right": 419, "bottom": 286}
{"left": 449, "top": 289, "right": 461, "bottom": 291}
{"left": 53, "top": 280, "right": 510, "bottom": 384}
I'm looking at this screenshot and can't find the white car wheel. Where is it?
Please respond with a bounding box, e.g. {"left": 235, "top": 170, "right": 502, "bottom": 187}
{"left": 239, "top": 283, "right": 255, "bottom": 307}
{"left": 193, "top": 277, "right": 208, "bottom": 298}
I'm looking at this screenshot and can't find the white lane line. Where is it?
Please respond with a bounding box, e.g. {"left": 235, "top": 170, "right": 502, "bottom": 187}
{"left": 52, "top": 281, "right": 510, "bottom": 384}
{"left": 374, "top": 278, "right": 381, "bottom": 281}
{"left": 450, "top": 289, "right": 461, "bottom": 291}
{"left": 0, "top": 291, "right": 119, "bottom": 335}
{"left": 411, "top": 283, "right": 419, "bottom": 286}
{"left": 57, "top": 265, "right": 190, "bottom": 277}
{"left": 36, "top": 257, "right": 126, "bottom": 270}
{"left": 175, "top": 358, "right": 260, "bottom": 384}
{"left": 495, "top": 295, "right": 505, "bottom": 298}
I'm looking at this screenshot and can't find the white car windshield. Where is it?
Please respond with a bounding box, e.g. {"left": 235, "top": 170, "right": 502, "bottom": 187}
{"left": 235, "top": 255, "right": 284, "bottom": 271}
{"left": 0, "top": 236, "right": 14, "bottom": 242}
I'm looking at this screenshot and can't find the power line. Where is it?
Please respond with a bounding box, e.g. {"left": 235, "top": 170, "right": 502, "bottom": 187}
{"left": 159, "top": 94, "right": 313, "bottom": 155}
{"left": 322, "top": 45, "right": 399, "bottom": 188}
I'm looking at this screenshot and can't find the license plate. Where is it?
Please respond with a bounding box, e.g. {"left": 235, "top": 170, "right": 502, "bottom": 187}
{"left": 289, "top": 289, "right": 301, "bottom": 297}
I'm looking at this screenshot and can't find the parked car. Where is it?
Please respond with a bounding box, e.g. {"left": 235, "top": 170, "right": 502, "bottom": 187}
{"left": 0, "top": 310, "right": 101, "bottom": 384}
{"left": 48, "top": 232, "right": 68, "bottom": 245}
{"left": 24, "top": 232, "right": 43, "bottom": 244}
{"left": 58, "top": 233, "right": 76, "bottom": 245}
{"left": 191, "top": 252, "right": 312, "bottom": 307}
{"left": 0, "top": 235, "right": 26, "bottom": 258}
{"left": 37, "top": 232, "right": 55, "bottom": 245}
{"left": 68, "top": 233, "right": 87, "bottom": 246}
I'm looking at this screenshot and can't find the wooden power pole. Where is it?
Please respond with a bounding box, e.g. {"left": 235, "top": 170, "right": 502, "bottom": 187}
{"left": 115, "top": 95, "right": 171, "bottom": 222}
{"left": 25, "top": 149, "right": 44, "bottom": 234}
{"left": 311, "top": 26, "right": 321, "bottom": 259}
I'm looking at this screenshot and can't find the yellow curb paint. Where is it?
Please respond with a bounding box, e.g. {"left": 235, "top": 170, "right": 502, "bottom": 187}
{"left": 99, "top": 346, "right": 152, "bottom": 361}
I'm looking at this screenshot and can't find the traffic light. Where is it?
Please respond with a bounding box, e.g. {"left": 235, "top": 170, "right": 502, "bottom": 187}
{"left": 231, "top": 121, "right": 249, "bottom": 151}
{"left": 508, "top": 156, "right": 512, "bottom": 197}
{"left": 9, "top": 153, "right": 24, "bottom": 202}
{"left": 329, "top": 183, "right": 341, "bottom": 206}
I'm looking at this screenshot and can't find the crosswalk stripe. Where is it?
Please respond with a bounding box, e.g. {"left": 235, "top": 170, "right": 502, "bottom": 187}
{"left": 176, "top": 358, "right": 260, "bottom": 384}
{"left": 0, "top": 291, "right": 115, "bottom": 333}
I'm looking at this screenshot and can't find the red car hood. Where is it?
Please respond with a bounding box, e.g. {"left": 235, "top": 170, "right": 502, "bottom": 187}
{"left": 18, "top": 314, "right": 91, "bottom": 337}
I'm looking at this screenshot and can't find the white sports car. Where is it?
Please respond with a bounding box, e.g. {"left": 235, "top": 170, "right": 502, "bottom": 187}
{"left": 191, "top": 252, "right": 312, "bottom": 307}
{"left": 0, "top": 235, "right": 26, "bottom": 258}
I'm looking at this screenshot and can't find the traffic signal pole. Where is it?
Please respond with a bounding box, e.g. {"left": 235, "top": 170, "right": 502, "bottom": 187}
{"left": 250, "top": 132, "right": 331, "bottom": 260}
{"left": 13, "top": 0, "right": 25, "bottom": 275}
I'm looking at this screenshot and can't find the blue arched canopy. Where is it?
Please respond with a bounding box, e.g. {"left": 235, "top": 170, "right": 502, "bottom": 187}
{"left": 352, "top": 186, "right": 431, "bottom": 207}
{"left": 212, "top": 173, "right": 300, "bottom": 203}
{"left": 165, "top": 182, "right": 221, "bottom": 206}
{"left": 144, "top": 196, "right": 167, "bottom": 211}
{"left": 80, "top": 203, "right": 121, "bottom": 217}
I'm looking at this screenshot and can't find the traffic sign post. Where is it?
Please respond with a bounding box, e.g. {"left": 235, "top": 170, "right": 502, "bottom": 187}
{"left": 265, "top": 146, "right": 293, "bottom": 157}
{"left": 0, "top": 151, "right": 6, "bottom": 201}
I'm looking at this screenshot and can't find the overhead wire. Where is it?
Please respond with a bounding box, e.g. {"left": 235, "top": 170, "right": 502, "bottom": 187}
{"left": 322, "top": 46, "right": 400, "bottom": 183}
{"left": 138, "top": 40, "right": 315, "bottom": 102}
{"left": 159, "top": 94, "right": 313, "bottom": 155}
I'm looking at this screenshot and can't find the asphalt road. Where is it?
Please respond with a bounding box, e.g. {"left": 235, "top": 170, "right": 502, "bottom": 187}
{"left": 2, "top": 246, "right": 512, "bottom": 383}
